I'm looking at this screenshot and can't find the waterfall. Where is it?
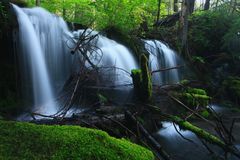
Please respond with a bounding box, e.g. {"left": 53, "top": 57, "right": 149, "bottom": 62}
{"left": 13, "top": 5, "right": 138, "bottom": 116}
{"left": 72, "top": 29, "right": 138, "bottom": 85}
{"left": 13, "top": 5, "right": 58, "bottom": 115}
{"left": 144, "top": 40, "right": 181, "bottom": 85}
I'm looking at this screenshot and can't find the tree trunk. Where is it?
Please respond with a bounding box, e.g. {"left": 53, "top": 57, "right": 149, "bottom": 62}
{"left": 174, "top": 0, "right": 178, "bottom": 12}
{"left": 204, "top": 0, "right": 210, "bottom": 10}
{"left": 156, "top": 0, "right": 162, "bottom": 23}
{"left": 231, "top": 0, "right": 237, "bottom": 14}
{"left": 188, "top": 0, "right": 195, "bottom": 14}
{"left": 62, "top": 0, "right": 66, "bottom": 19}
{"left": 36, "top": 0, "right": 40, "bottom": 6}
{"left": 180, "top": 0, "right": 189, "bottom": 57}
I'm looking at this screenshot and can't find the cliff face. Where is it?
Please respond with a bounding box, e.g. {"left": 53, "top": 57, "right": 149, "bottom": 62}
{"left": 0, "top": 1, "right": 21, "bottom": 117}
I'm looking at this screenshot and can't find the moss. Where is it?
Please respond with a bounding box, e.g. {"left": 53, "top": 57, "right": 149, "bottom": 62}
{"left": 140, "top": 54, "right": 152, "bottom": 102}
{"left": 200, "top": 109, "right": 210, "bottom": 118}
{"left": 170, "top": 116, "right": 225, "bottom": 147}
{"left": 180, "top": 79, "right": 190, "bottom": 85}
{"left": 175, "top": 87, "right": 211, "bottom": 107}
{"left": 186, "top": 87, "right": 207, "bottom": 95}
{"left": 0, "top": 120, "right": 154, "bottom": 160}
{"left": 131, "top": 55, "right": 152, "bottom": 102}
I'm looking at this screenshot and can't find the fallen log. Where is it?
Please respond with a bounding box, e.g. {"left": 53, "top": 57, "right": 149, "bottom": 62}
{"left": 125, "top": 111, "right": 171, "bottom": 160}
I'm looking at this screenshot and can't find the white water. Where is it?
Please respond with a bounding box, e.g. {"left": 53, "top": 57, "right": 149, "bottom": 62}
{"left": 22, "top": 6, "right": 74, "bottom": 93}
{"left": 144, "top": 40, "right": 181, "bottom": 85}
{"left": 13, "top": 5, "right": 138, "bottom": 115}
{"left": 13, "top": 5, "right": 57, "bottom": 114}
{"left": 72, "top": 29, "right": 138, "bottom": 85}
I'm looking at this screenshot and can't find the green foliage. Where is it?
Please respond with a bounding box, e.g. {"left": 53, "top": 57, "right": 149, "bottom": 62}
{"left": 0, "top": 120, "right": 154, "bottom": 160}
{"left": 25, "top": 0, "right": 169, "bottom": 33}
{"left": 192, "top": 56, "right": 205, "bottom": 64}
{"left": 188, "top": 10, "right": 232, "bottom": 55}
{"left": 223, "top": 18, "right": 240, "bottom": 56}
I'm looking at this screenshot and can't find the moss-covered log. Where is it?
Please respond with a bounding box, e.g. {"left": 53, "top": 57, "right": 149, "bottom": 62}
{"left": 166, "top": 115, "right": 240, "bottom": 158}
{"left": 169, "top": 115, "right": 225, "bottom": 147}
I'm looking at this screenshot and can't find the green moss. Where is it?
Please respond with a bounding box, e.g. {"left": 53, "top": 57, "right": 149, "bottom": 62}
{"left": 180, "top": 79, "right": 190, "bottom": 85}
{"left": 175, "top": 87, "right": 211, "bottom": 107}
{"left": 140, "top": 54, "right": 152, "bottom": 102}
{"left": 200, "top": 110, "right": 210, "bottom": 118}
{"left": 186, "top": 88, "right": 207, "bottom": 95}
{"left": 0, "top": 120, "right": 154, "bottom": 160}
{"left": 170, "top": 116, "right": 225, "bottom": 147}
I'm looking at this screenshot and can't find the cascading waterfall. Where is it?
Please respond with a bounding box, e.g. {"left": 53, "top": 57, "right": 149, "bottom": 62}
{"left": 13, "top": 5, "right": 138, "bottom": 115}
{"left": 144, "top": 40, "right": 182, "bottom": 85}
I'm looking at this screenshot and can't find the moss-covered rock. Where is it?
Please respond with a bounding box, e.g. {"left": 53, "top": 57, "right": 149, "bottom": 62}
{"left": 0, "top": 0, "right": 23, "bottom": 118}
{"left": 0, "top": 120, "right": 154, "bottom": 160}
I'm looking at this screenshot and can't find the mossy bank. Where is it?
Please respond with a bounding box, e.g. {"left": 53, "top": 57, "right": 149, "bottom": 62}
{"left": 0, "top": 120, "right": 154, "bottom": 160}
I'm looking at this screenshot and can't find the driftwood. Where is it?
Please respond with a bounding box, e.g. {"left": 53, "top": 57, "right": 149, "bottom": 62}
{"left": 125, "top": 111, "right": 171, "bottom": 160}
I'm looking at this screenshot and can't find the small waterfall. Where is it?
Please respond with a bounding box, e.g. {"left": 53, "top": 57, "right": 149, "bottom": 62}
{"left": 144, "top": 40, "right": 181, "bottom": 85}
{"left": 13, "top": 5, "right": 138, "bottom": 115}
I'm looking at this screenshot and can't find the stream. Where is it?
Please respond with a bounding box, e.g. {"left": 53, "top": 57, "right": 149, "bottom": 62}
{"left": 154, "top": 104, "right": 240, "bottom": 160}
